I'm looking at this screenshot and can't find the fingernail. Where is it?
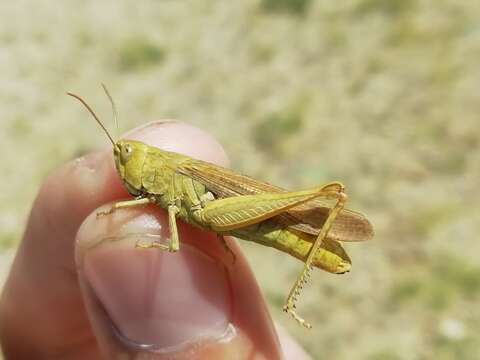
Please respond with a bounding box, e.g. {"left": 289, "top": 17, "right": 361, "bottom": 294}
{"left": 81, "top": 212, "right": 233, "bottom": 353}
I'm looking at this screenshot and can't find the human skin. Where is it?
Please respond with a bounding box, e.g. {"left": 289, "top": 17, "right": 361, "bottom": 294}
{"left": 0, "top": 121, "right": 311, "bottom": 359}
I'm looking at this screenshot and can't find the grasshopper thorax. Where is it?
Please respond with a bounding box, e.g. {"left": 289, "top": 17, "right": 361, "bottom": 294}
{"left": 114, "top": 139, "right": 148, "bottom": 196}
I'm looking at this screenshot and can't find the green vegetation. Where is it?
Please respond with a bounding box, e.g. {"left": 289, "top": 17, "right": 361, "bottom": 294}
{"left": 390, "top": 254, "right": 480, "bottom": 311}
{"left": 117, "top": 37, "right": 166, "bottom": 71}
{"left": 354, "top": 0, "right": 416, "bottom": 17}
{"left": 0, "top": 233, "right": 16, "bottom": 250}
{"left": 368, "top": 350, "right": 401, "bottom": 360}
{"left": 261, "top": 0, "right": 311, "bottom": 15}
{"left": 252, "top": 100, "right": 304, "bottom": 155}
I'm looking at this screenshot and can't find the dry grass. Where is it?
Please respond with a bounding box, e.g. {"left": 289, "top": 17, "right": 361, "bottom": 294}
{"left": 1, "top": 0, "right": 480, "bottom": 358}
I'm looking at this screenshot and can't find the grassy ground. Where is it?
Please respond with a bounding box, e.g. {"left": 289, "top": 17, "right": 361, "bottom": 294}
{"left": 1, "top": 0, "right": 480, "bottom": 358}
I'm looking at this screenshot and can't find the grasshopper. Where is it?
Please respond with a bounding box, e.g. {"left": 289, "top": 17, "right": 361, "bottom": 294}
{"left": 67, "top": 87, "right": 374, "bottom": 328}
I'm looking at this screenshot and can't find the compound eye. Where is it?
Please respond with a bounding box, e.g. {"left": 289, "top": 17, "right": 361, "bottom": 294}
{"left": 120, "top": 144, "right": 133, "bottom": 164}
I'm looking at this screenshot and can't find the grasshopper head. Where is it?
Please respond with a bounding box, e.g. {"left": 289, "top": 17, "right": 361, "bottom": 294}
{"left": 66, "top": 88, "right": 149, "bottom": 196}
{"left": 114, "top": 140, "right": 148, "bottom": 196}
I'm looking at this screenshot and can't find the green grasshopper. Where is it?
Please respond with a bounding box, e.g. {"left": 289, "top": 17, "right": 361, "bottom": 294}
{"left": 67, "top": 87, "right": 374, "bottom": 328}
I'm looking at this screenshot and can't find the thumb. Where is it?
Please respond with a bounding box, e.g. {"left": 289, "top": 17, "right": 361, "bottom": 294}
{"left": 76, "top": 204, "right": 281, "bottom": 359}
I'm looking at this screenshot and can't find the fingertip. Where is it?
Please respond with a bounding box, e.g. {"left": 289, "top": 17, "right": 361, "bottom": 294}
{"left": 124, "top": 121, "right": 230, "bottom": 167}
{"left": 75, "top": 205, "right": 282, "bottom": 359}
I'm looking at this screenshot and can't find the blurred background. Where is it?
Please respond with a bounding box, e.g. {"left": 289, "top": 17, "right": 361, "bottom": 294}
{"left": 1, "top": 0, "right": 479, "bottom": 358}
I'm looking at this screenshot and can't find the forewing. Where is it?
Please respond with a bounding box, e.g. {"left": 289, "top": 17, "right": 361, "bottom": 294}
{"left": 177, "top": 159, "right": 283, "bottom": 197}
{"left": 177, "top": 159, "right": 373, "bottom": 242}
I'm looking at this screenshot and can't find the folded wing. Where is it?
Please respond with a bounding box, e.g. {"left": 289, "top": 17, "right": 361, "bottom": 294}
{"left": 177, "top": 159, "right": 374, "bottom": 242}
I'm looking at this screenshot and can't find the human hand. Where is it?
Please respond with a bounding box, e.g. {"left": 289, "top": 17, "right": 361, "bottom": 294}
{"left": 0, "top": 122, "right": 310, "bottom": 359}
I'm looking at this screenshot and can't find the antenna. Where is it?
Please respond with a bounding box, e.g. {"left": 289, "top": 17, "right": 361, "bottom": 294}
{"left": 66, "top": 91, "right": 116, "bottom": 146}
{"left": 101, "top": 83, "right": 119, "bottom": 139}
